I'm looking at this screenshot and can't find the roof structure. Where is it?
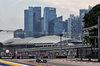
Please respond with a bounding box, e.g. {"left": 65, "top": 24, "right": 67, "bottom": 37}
{"left": 3, "top": 35, "right": 81, "bottom": 45}
{"left": 28, "top": 35, "right": 71, "bottom": 43}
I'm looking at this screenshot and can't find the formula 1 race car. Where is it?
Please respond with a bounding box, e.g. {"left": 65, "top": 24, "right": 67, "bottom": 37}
{"left": 36, "top": 58, "right": 47, "bottom": 63}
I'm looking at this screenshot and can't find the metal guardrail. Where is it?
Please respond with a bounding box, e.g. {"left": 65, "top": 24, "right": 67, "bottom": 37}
{"left": 16, "top": 44, "right": 89, "bottom": 52}
{"left": 83, "top": 24, "right": 98, "bottom": 31}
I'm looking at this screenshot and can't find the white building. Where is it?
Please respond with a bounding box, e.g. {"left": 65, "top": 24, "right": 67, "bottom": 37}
{"left": 2, "top": 35, "right": 87, "bottom": 57}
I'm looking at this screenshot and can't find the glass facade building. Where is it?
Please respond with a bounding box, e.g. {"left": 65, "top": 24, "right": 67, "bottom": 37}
{"left": 41, "top": 17, "right": 44, "bottom": 32}
{"left": 24, "top": 10, "right": 29, "bottom": 37}
{"left": 44, "top": 7, "right": 57, "bottom": 34}
{"left": 67, "top": 14, "right": 81, "bottom": 40}
{"left": 33, "top": 7, "right": 41, "bottom": 38}
{"left": 24, "top": 7, "right": 41, "bottom": 38}
{"left": 28, "top": 7, "right": 34, "bottom": 37}
{"left": 63, "top": 20, "right": 68, "bottom": 37}
{"left": 80, "top": 6, "right": 92, "bottom": 29}
{"left": 54, "top": 16, "right": 63, "bottom": 34}
{"left": 80, "top": 9, "right": 88, "bottom": 28}
{"left": 48, "top": 16, "right": 63, "bottom": 35}
{"left": 63, "top": 20, "right": 68, "bottom": 33}
{"left": 14, "top": 29, "right": 24, "bottom": 38}
{"left": 71, "top": 16, "right": 81, "bottom": 40}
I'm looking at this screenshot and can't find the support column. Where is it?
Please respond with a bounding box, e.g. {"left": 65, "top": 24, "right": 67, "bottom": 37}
{"left": 86, "top": 48, "right": 87, "bottom": 57}
{"left": 60, "top": 35, "right": 62, "bottom": 55}
{"left": 77, "top": 48, "right": 79, "bottom": 58}
{"left": 95, "top": 38, "right": 96, "bottom": 55}
{"left": 98, "top": 16, "right": 100, "bottom": 61}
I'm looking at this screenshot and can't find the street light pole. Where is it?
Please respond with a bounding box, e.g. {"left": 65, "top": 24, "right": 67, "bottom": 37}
{"left": 82, "top": 27, "right": 84, "bottom": 59}
{"left": 98, "top": 16, "right": 100, "bottom": 61}
{"left": 60, "top": 34, "right": 63, "bottom": 56}
{"left": 14, "top": 46, "right": 16, "bottom": 59}
{"left": 94, "top": 38, "right": 96, "bottom": 55}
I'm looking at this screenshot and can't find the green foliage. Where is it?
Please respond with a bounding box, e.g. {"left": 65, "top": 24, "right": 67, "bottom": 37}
{"left": 83, "top": 4, "right": 100, "bottom": 27}
{"left": 83, "top": 4, "right": 100, "bottom": 47}
{"left": 83, "top": 36, "right": 93, "bottom": 46}
{"left": 0, "top": 42, "right": 3, "bottom": 51}
{"left": 0, "top": 42, "right": 3, "bottom": 47}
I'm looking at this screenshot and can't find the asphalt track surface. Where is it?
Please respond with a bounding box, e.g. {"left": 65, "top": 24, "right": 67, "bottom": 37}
{"left": 31, "top": 59, "right": 100, "bottom": 66}
{"left": 0, "top": 60, "right": 36, "bottom": 66}
{"left": 49, "top": 59, "right": 100, "bottom": 66}
{"left": 0, "top": 59, "right": 100, "bottom": 66}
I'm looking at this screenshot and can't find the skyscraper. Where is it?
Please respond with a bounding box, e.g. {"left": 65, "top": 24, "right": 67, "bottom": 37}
{"left": 63, "top": 20, "right": 68, "bottom": 33}
{"left": 80, "top": 9, "right": 88, "bottom": 28}
{"left": 24, "top": 7, "right": 41, "bottom": 38}
{"left": 41, "top": 17, "right": 44, "bottom": 32}
{"left": 63, "top": 20, "right": 68, "bottom": 38}
{"left": 24, "top": 10, "right": 29, "bottom": 37}
{"left": 80, "top": 6, "right": 92, "bottom": 28}
{"left": 48, "top": 16, "right": 63, "bottom": 34}
{"left": 71, "top": 16, "right": 81, "bottom": 39}
{"left": 44, "top": 7, "right": 57, "bottom": 34}
{"left": 67, "top": 15, "right": 74, "bottom": 38}
{"left": 28, "top": 7, "right": 34, "bottom": 37}
{"left": 54, "top": 16, "right": 63, "bottom": 34}
{"left": 33, "top": 7, "right": 41, "bottom": 38}
{"left": 67, "top": 14, "right": 81, "bottom": 40}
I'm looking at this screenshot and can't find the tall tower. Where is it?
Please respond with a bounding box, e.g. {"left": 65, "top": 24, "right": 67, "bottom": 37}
{"left": 48, "top": 16, "right": 63, "bottom": 34}
{"left": 24, "top": 10, "right": 29, "bottom": 37}
{"left": 63, "top": 20, "right": 68, "bottom": 33}
{"left": 80, "top": 9, "right": 88, "bottom": 29}
{"left": 67, "top": 14, "right": 74, "bottom": 38}
{"left": 33, "top": 7, "right": 41, "bottom": 38}
{"left": 53, "top": 16, "right": 63, "bottom": 34}
{"left": 68, "top": 14, "right": 81, "bottom": 39}
{"left": 44, "top": 7, "right": 57, "bottom": 34}
{"left": 88, "top": 5, "right": 92, "bottom": 11}
{"left": 28, "top": 7, "right": 34, "bottom": 37}
{"left": 24, "top": 7, "right": 41, "bottom": 38}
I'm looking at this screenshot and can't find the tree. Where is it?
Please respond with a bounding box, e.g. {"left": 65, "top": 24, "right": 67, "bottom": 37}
{"left": 83, "top": 4, "right": 100, "bottom": 47}
{"left": 0, "top": 42, "right": 3, "bottom": 52}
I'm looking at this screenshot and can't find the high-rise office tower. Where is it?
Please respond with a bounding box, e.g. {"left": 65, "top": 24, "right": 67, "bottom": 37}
{"left": 54, "top": 16, "right": 63, "bottom": 34}
{"left": 63, "top": 20, "right": 68, "bottom": 33}
{"left": 63, "top": 20, "right": 68, "bottom": 38}
{"left": 68, "top": 14, "right": 81, "bottom": 40}
{"left": 24, "top": 7, "right": 41, "bottom": 38}
{"left": 44, "top": 7, "right": 57, "bottom": 34}
{"left": 24, "top": 10, "right": 29, "bottom": 37}
{"left": 34, "top": 7, "right": 41, "bottom": 38}
{"left": 80, "top": 9, "right": 88, "bottom": 28}
{"left": 80, "top": 6, "right": 92, "bottom": 28}
{"left": 49, "top": 16, "right": 63, "bottom": 34}
{"left": 41, "top": 17, "right": 46, "bottom": 36}
{"left": 67, "top": 15, "right": 74, "bottom": 38}
{"left": 71, "top": 16, "right": 81, "bottom": 40}
{"left": 41, "top": 17, "right": 44, "bottom": 32}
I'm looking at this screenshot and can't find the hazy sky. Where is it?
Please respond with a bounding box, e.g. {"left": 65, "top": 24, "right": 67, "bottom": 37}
{"left": 0, "top": 0, "right": 99, "bottom": 42}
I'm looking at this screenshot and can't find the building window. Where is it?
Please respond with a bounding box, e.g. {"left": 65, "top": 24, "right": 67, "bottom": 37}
{"left": 44, "top": 45, "right": 47, "bottom": 47}
{"left": 48, "top": 45, "right": 51, "bottom": 47}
